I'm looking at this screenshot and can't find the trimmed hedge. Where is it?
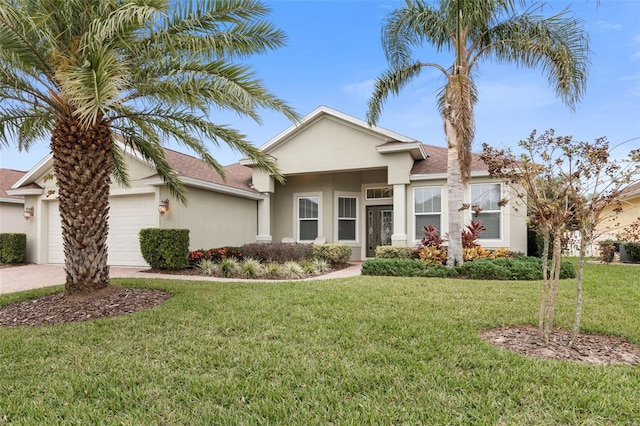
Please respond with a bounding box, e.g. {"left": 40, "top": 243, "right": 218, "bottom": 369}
{"left": 241, "top": 243, "right": 313, "bottom": 263}
{"left": 362, "top": 256, "right": 576, "bottom": 281}
{"left": 456, "top": 257, "right": 576, "bottom": 280}
{"left": 139, "top": 228, "right": 189, "bottom": 270}
{"left": 312, "top": 244, "right": 351, "bottom": 265}
{"left": 375, "top": 246, "right": 415, "bottom": 259}
{"left": 361, "top": 258, "right": 458, "bottom": 278}
{"left": 0, "top": 233, "right": 27, "bottom": 264}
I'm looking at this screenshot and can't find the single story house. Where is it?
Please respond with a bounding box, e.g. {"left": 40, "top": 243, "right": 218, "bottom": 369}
{"left": 596, "top": 181, "right": 640, "bottom": 241}
{"left": 9, "top": 106, "right": 527, "bottom": 267}
{"left": 0, "top": 168, "right": 26, "bottom": 234}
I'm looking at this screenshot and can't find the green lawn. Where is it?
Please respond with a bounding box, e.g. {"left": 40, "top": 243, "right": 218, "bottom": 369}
{"left": 1, "top": 262, "right": 638, "bottom": 425}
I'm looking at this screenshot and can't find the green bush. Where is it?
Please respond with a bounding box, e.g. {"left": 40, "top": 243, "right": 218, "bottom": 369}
{"left": 0, "top": 233, "right": 27, "bottom": 264}
{"left": 312, "top": 244, "right": 351, "bottom": 265}
{"left": 139, "top": 228, "right": 189, "bottom": 270}
{"left": 598, "top": 240, "right": 617, "bottom": 263}
{"left": 362, "top": 258, "right": 425, "bottom": 277}
{"left": 623, "top": 242, "right": 640, "bottom": 263}
{"left": 457, "top": 259, "right": 513, "bottom": 280}
{"left": 456, "top": 257, "right": 576, "bottom": 281}
{"left": 241, "top": 242, "right": 313, "bottom": 263}
{"left": 375, "top": 246, "right": 414, "bottom": 259}
{"left": 362, "top": 258, "right": 458, "bottom": 278}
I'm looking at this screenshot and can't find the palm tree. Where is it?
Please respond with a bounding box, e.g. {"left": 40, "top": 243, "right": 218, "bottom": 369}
{"left": 0, "top": 0, "right": 298, "bottom": 295}
{"left": 367, "top": 0, "right": 589, "bottom": 266}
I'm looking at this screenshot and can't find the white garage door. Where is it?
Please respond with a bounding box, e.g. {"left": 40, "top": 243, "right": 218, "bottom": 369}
{"left": 47, "top": 194, "right": 157, "bottom": 267}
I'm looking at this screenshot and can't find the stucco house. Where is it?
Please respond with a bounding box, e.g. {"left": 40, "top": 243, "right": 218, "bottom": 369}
{"left": 596, "top": 181, "right": 640, "bottom": 241}
{"left": 0, "top": 168, "right": 26, "bottom": 234}
{"left": 9, "top": 106, "right": 527, "bottom": 267}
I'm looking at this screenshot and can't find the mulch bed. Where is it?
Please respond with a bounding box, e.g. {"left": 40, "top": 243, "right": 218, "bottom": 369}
{"left": 480, "top": 325, "right": 640, "bottom": 365}
{"left": 0, "top": 285, "right": 170, "bottom": 326}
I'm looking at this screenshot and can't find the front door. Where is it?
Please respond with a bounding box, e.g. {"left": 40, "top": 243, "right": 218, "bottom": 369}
{"left": 366, "top": 205, "right": 393, "bottom": 258}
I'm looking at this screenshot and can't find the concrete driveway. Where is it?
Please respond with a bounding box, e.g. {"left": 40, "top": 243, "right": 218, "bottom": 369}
{"left": 0, "top": 262, "right": 362, "bottom": 294}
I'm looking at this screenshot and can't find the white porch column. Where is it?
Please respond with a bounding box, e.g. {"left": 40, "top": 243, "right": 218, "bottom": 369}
{"left": 256, "top": 193, "right": 272, "bottom": 243}
{"left": 391, "top": 184, "right": 408, "bottom": 246}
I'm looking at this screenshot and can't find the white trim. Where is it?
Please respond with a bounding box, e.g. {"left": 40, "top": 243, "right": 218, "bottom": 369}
{"left": 0, "top": 197, "right": 24, "bottom": 204}
{"left": 6, "top": 188, "right": 43, "bottom": 196}
{"left": 142, "top": 176, "right": 264, "bottom": 200}
{"left": 110, "top": 187, "right": 156, "bottom": 197}
{"left": 10, "top": 153, "right": 53, "bottom": 189}
{"left": 413, "top": 186, "right": 443, "bottom": 242}
{"left": 335, "top": 192, "right": 360, "bottom": 243}
{"left": 376, "top": 142, "right": 427, "bottom": 159}
{"left": 410, "top": 170, "right": 490, "bottom": 181}
{"left": 470, "top": 182, "right": 504, "bottom": 242}
{"left": 294, "top": 192, "right": 322, "bottom": 242}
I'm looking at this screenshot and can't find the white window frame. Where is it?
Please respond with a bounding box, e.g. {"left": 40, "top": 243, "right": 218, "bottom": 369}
{"left": 294, "top": 192, "right": 322, "bottom": 242}
{"left": 365, "top": 186, "right": 393, "bottom": 200}
{"left": 413, "top": 186, "right": 443, "bottom": 241}
{"left": 335, "top": 193, "right": 359, "bottom": 243}
{"left": 470, "top": 183, "right": 502, "bottom": 240}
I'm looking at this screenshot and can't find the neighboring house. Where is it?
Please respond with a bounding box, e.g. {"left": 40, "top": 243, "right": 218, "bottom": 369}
{"left": 9, "top": 106, "right": 527, "bottom": 267}
{"left": 0, "top": 168, "right": 26, "bottom": 234}
{"left": 596, "top": 181, "right": 640, "bottom": 242}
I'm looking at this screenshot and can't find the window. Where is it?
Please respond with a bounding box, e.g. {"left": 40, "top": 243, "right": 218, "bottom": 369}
{"left": 298, "top": 196, "right": 319, "bottom": 241}
{"left": 337, "top": 196, "right": 357, "bottom": 241}
{"left": 414, "top": 187, "right": 442, "bottom": 239}
{"left": 470, "top": 183, "right": 501, "bottom": 239}
{"left": 366, "top": 187, "right": 393, "bottom": 199}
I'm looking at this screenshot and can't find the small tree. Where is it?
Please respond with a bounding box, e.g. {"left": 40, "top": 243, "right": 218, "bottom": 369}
{"left": 482, "top": 131, "right": 640, "bottom": 345}
{"left": 482, "top": 130, "right": 582, "bottom": 345}
{"left": 566, "top": 141, "right": 639, "bottom": 342}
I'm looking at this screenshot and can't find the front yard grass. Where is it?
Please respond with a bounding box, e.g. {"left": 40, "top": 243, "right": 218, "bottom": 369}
{"left": 0, "top": 262, "right": 638, "bottom": 424}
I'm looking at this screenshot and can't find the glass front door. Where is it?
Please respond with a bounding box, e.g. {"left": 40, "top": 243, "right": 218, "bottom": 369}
{"left": 366, "top": 205, "right": 393, "bottom": 258}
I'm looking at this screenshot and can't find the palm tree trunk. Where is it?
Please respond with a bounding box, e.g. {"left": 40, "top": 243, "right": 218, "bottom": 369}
{"left": 446, "top": 145, "right": 464, "bottom": 266}
{"left": 51, "top": 116, "right": 113, "bottom": 295}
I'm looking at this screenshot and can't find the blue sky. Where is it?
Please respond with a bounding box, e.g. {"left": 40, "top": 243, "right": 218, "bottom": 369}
{"left": 1, "top": 0, "right": 639, "bottom": 172}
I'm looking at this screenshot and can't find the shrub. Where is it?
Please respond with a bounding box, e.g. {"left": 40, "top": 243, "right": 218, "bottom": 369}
{"left": 218, "top": 258, "right": 240, "bottom": 278}
{"left": 282, "top": 261, "right": 304, "bottom": 279}
{"left": 242, "top": 242, "right": 313, "bottom": 263}
{"left": 457, "top": 259, "right": 513, "bottom": 280}
{"left": 263, "top": 262, "right": 282, "bottom": 279}
{"left": 0, "top": 233, "right": 27, "bottom": 264}
{"left": 312, "top": 244, "right": 351, "bottom": 265}
{"left": 418, "top": 246, "right": 447, "bottom": 266}
{"left": 456, "top": 257, "right": 576, "bottom": 280}
{"left": 139, "top": 228, "right": 189, "bottom": 270}
{"left": 197, "top": 258, "right": 216, "bottom": 275}
{"left": 461, "top": 221, "right": 486, "bottom": 248}
{"left": 241, "top": 258, "right": 263, "bottom": 278}
{"left": 362, "top": 258, "right": 425, "bottom": 277}
{"left": 623, "top": 243, "right": 640, "bottom": 262}
{"left": 299, "top": 260, "right": 317, "bottom": 275}
{"left": 362, "top": 258, "right": 458, "bottom": 278}
{"left": 375, "top": 246, "right": 414, "bottom": 259}
{"left": 487, "top": 247, "right": 513, "bottom": 259}
{"left": 313, "top": 259, "right": 330, "bottom": 274}
{"left": 598, "top": 240, "right": 617, "bottom": 263}
{"left": 421, "top": 225, "right": 444, "bottom": 248}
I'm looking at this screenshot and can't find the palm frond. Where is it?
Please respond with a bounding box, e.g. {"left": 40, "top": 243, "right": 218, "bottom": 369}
{"left": 367, "top": 62, "right": 425, "bottom": 125}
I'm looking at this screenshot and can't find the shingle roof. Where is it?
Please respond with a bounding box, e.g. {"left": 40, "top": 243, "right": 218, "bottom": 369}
{"left": 164, "top": 148, "right": 254, "bottom": 192}
{"left": 0, "top": 168, "right": 26, "bottom": 200}
{"left": 411, "top": 144, "right": 488, "bottom": 175}
{"left": 621, "top": 181, "right": 640, "bottom": 199}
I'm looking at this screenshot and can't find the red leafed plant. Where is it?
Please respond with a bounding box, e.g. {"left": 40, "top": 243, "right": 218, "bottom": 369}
{"left": 461, "top": 221, "right": 486, "bottom": 248}
{"left": 421, "top": 225, "right": 445, "bottom": 248}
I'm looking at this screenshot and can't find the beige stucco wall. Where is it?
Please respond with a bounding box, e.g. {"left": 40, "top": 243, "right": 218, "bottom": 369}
{"left": 265, "top": 116, "right": 414, "bottom": 177}
{"left": 159, "top": 186, "right": 258, "bottom": 249}
{"left": 598, "top": 195, "right": 640, "bottom": 240}
{"left": 0, "top": 202, "right": 25, "bottom": 234}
